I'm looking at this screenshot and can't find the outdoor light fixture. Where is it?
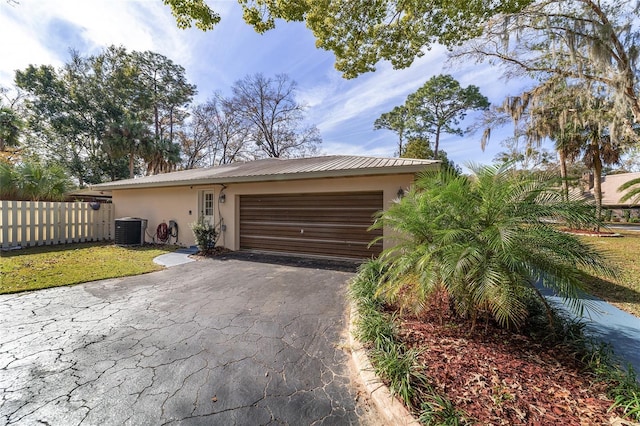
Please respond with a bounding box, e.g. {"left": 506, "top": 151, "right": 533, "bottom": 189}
{"left": 218, "top": 193, "right": 226, "bottom": 204}
{"left": 397, "top": 187, "right": 405, "bottom": 199}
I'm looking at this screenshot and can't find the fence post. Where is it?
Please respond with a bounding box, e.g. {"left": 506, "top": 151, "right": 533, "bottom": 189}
{"left": 44, "top": 201, "right": 52, "bottom": 245}
{"left": 28, "top": 201, "right": 35, "bottom": 246}
{"left": 11, "top": 201, "right": 19, "bottom": 247}
{"left": 1, "top": 200, "right": 9, "bottom": 249}
{"left": 80, "top": 203, "right": 86, "bottom": 242}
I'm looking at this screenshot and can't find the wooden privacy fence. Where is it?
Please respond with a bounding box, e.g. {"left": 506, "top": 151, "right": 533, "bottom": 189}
{"left": 0, "top": 201, "right": 114, "bottom": 249}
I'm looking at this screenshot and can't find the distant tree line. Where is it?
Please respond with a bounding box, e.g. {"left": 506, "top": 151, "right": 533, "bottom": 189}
{"left": 0, "top": 46, "right": 321, "bottom": 198}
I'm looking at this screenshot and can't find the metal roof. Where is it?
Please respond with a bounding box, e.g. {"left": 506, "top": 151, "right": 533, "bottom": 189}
{"left": 91, "top": 155, "right": 439, "bottom": 190}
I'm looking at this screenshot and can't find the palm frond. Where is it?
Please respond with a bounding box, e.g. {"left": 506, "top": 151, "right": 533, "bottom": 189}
{"left": 372, "top": 162, "right": 617, "bottom": 330}
{"left": 619, "top": 177, "right": 640, "bottom": 204}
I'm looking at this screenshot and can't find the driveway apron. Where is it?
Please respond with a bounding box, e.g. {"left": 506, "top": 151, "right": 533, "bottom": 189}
{"left": 0, "top": 257, "right": 368, "bottom": 425}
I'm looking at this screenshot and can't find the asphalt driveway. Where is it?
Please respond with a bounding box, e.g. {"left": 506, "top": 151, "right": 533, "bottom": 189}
{"left": 0, "top": 255, "right": 373, "bottom": 425}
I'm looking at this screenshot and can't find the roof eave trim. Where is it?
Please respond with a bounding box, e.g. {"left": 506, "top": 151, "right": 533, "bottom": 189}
{"left": 91, "top": 163, "right": 439, "bottom": 190}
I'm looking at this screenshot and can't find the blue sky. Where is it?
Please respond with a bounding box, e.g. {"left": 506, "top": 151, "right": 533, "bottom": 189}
{"left": 0, "top": 0, "right": 539, "bottom": 167}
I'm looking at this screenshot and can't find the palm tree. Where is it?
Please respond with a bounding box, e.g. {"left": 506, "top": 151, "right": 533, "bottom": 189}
{"left": 553, "top": 123, "right": 622, "bottom": 222}
{"left": 143, "top": 138, "right": 181, "bottom": 175}
{"left": 371, "top": 164, "right": 615, "bottom": 330}
{"left": 103, "top": 118, "right": 152, "bottom": 179}
{"left": 0, "top": 161, "right": 18, "bottom": 199}
{"left": 0, "top": 106, "right": 22, "bottom": 152}
{"left": 580, "top": 129, "right": 621, "bottom": 220}
{"left": 502, "top": 79, "right": 632, "bottom": 213}
{"left": 553, "top": 131, "right": 580, "bottom": 202}
{"left": 10, "top": 161, "right": 70, "bottom": 201}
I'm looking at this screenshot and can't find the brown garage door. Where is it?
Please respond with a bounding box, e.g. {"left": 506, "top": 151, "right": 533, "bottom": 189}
{"left": 239, "top": 192, "right": 383, "bottom": 259}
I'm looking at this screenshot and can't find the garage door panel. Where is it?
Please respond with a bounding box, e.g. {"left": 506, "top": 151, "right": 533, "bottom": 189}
{"left": 240, "top": 225, "right": 378, "bottom": 242}
{"left": 240, "top": 221, "right": 376, "bottom": 231}
{"left": 241, "top": 236, "right": 382, "bottom": 258}
{"left": 241, "top": 206, "right": 381, "bottom": 214}
{"left": 240, "top": 213, "right": 378, "bottom": 224}
{"left": 239, "top": 191, "right": 383, "bottom": 259}
{"left": 240, "top": 193, "right": 383, "bottom": 208}
{"left": 240, "top": 209, "right": 379, "bottom": 219}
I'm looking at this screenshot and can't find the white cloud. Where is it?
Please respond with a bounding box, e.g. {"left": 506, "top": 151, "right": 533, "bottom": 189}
{"left": 47, "top": 2, "right": 153, "bottom": 51}
{"left": 0, "top": 0, "right": 542, "bottom": 169}
{"left": 0, "top": 0, "right": 210, "bottom": 87}
{"left": 322, "top": 138, "right": 394, "bottom": 158}
{"left": 0, "top": 4, "right": 62, "bottom": 86}
{"left": 310, "top": 47, "right": 450, "bottom": 134}
{"left": 303, "top": 45, "right": 524, "bottom": 163}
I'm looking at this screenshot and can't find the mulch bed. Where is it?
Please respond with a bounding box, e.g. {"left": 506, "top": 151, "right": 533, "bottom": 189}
{"left": 395, "top": 307, "right": 631, "bottom": 425}
{"left": 191, "top": 246, "right": 233, "bottom": 257}
{"left": 561, "top": 228, "right": 622, "bottom": 237}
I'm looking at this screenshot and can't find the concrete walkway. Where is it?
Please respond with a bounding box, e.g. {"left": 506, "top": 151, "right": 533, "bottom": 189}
{"left": 541, "top": 288, "right": 640, "bottom": 377}
{"left": 153, "top": 246, "right": 198, "bottom": 267}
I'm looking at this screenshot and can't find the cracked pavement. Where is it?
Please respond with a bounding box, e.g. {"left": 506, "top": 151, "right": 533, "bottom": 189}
{"left": 0, "top": 256, "right": 375, "bottom": 425}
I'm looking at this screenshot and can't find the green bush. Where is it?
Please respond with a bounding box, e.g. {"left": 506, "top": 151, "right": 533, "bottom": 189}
{"left": 354, "top": 304, "right": 396, "bottom": 352}
{"left": 350, "top": 260, "right": 432, "bottom": 410}
{"left": 370, "top": 164, "right": 615, "bottom": 331}
{"left": 190, "top": 218, "right": 217, "bottom": 253}
{"left": 419, "top": 391, "right": 469, "bottom": 425}
{"left": 624, "top": 209, "right": 632, "bottom": 222}
{"left": 558, "top": 320, "right": 640, "bottom": 422}
{"left": 611, "top": 389, "right": 640, "bottom": 421}
{"left": 349, "top": 259, "right": 387, "bottom": 306}
{"left": 369, "top": 344, "right": 428, "bottom": 407}
{"left": 1, "top": 161, "right": 71, "bottom": 201}
{"left": 350, "top": 260, "right": 397, "bottom": 351}
{"left": 608, "top": 366, "right": 640, "bottom": 421}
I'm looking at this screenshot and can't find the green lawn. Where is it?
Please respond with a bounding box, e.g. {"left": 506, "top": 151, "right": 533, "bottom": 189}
{"left": 0, "top": 242, "right": 177, "bottom": 294}
{"left": 581, "top": 231, "right": 640, "bottom": 317}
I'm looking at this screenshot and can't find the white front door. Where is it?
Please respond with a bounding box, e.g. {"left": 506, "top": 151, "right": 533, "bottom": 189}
{"left": 201, "top": 190, "right": 215, "bottom": 225}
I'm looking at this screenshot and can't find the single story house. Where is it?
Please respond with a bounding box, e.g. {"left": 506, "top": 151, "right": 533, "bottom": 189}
{"left": 599, "top": 172, "right": 640, "bottom": 206}
{"left": 92, "top": 155, "right": 439, "bottom": 259}
{"left": 581, "top": 171, "right": 640, "bottom": 219}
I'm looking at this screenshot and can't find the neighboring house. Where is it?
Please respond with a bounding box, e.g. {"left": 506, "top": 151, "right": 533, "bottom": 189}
{"left": 606, "top": 172, "right": 640, "bottom": 207}
{"left": 582, "top": 171, "right": 640, "bottom": 218}
{"left": 92, "top": 155, "right": 438, "bottom": 259}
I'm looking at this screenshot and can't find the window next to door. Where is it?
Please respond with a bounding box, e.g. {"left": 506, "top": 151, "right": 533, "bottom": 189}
{"left": 201, "top": 190, "right": 215, "bottom": 224}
